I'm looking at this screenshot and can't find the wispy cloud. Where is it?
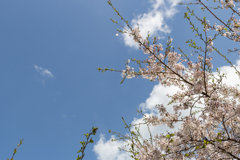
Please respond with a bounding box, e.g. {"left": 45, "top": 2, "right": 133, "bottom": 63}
{"left": 34, "top": 65, "right": 54, "bottom": 78}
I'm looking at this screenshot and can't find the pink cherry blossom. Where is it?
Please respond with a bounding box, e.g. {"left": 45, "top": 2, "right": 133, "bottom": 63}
{"left": 106, "top": 0, "right": 240, "bottom": 159}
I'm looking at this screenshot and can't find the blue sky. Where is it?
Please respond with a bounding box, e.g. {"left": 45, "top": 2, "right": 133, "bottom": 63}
{"left": 1, "top": 0, "right": 240, "bottom": 160}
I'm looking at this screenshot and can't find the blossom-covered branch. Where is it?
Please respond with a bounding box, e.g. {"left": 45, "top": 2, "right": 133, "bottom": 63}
{"left": 102, "top": 0, "right": 240, "bottom": 159}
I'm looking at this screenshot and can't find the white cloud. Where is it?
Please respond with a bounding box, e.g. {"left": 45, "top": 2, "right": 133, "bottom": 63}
{"left": 93, "top": 134, "right": 132, "bottom": 160}
{"left": 120, "top": 0, "right": 183, "bottom": 49}
{"left": 34, "top": 65, "right": 54, "bottom": 78}
{"left": 214, "top": 59, "right": 240, "bottom": 86}
{"left": 131, "top": 115, "right": 182, "bottom": 142}
{"left": 133, "top": 85, "right": 184, "bottom": 137}
{"left": 139, "top": 85, "right": 178, "bottom": 113}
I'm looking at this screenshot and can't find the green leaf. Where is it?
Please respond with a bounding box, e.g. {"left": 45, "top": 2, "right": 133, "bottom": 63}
{"left": 89, "top": 138, "right": 94, "bottom": 143}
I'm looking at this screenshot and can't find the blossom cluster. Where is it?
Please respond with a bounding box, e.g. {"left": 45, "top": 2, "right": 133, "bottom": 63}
{"left": 116, "top": 0, "right": 240, "bottom": 159}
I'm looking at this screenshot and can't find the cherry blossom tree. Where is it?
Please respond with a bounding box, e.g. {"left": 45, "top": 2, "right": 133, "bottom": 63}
{"left": 97, "top": 0, "right": 240, "bottom": 159}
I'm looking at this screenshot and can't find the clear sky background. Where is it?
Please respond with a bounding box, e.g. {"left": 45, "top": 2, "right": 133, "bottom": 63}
{"left": 0, "top": 0, "right": 240, "bottom": 160}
